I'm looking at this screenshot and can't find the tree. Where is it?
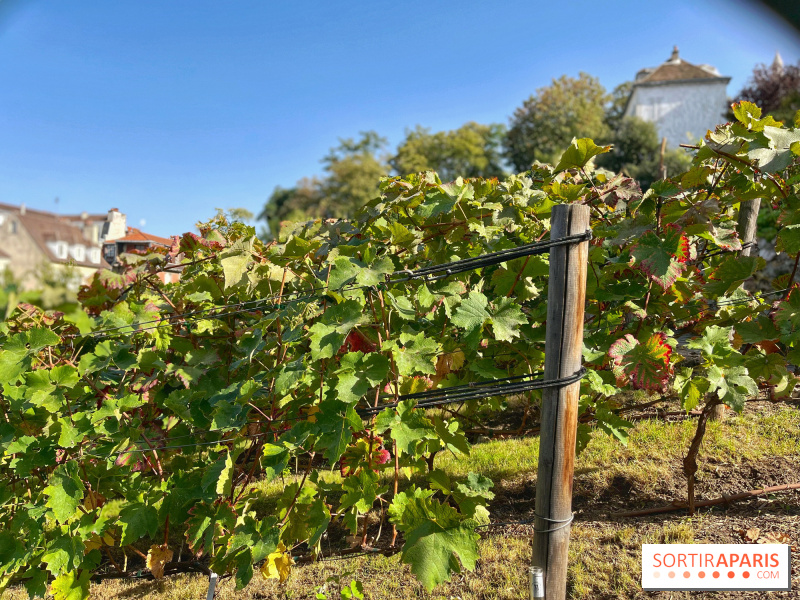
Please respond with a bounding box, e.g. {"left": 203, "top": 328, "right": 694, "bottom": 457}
{"left": 605, "top": 81, "right": 633, "bottom": 131}
{"left": 258, "top": 132, "right": 389, "bottom": 239}
{"left": 504, "top": 72, "right": 610, "bottom": 170}
{"left": 257, "top": 179, "right": 322, "bottom": 239}
{"left": 737, "top": 57, "right": 800, "bottom": 124}
{"left": 597, "top": 116, "right": 692, "bottom": 189}
{"left": 319, "top": 131, "right": 389, "bottom": 218}
{"left": 390, "top": 122, "right": 506, "bottom": 181}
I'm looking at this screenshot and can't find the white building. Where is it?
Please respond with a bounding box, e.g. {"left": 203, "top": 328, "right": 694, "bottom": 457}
{"left": 624, "top": 47, "right": 730, "bottom": 148}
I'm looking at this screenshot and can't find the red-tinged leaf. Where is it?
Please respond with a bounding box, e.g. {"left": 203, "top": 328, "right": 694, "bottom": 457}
{"left": 630, "top": 226, "right": 691, "bottom": 290}
{"left": 608, "top": 333, "right": 673, "bottom": 392}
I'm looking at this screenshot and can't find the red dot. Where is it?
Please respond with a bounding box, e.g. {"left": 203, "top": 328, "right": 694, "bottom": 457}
{"left": 728, "top": 571, "right": 735, "bottom": 579}
{"left": 683, "top": 571, "right": 691, "bottom": 578}
{"left": 743, "top": 571, "right": 750, "bottom": 579}
{"left": 698, "top": 571, "right": 706, "bottom": 579}
{"left": 712, "top": 571, "right": 720, "bottom": 578}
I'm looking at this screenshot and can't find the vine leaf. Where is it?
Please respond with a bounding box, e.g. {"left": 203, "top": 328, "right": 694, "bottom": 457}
{"left": 608, "top": 333, "right": 672, "bottom": 392}
{"left": 259, "top": 542, "right": 293, "bottom": 583}
{"left": 630, "top": 227, "right": 690, "bottom": 290}
{"left": 554, "top": 138, "right": 611, "bottom": 172}
{"left": 452, "top": 292, "right": 527, "bottom": 344}
{"left": 146, "top": 544, "right": 174, "bottom": 579}
{"left": 119, "top": 502, "right": 159, "bottom": 546}
{"left": 704, "top": 256, "right": 763, "bottom": 296}
{"left": 390, "top": 492, "right": 479, "bottom": 591}
{"left": 707, "top": 365, "right": 758, "bottom": 412}
{"left": 50, "top": 570, "right": 91, "bottom": 600}
{"left": 315, "top": 401, "right": 363, "bottom": 463}
{"left": 390, "top": 332, "right": 440, "bottom": 376}
{"left": 335, "top": 352, "right": 390, "bottom": 404}
{"left": 375, "top": 401, "right": 435, "bottom": 455}
{"left": 44, "top": 462, "right": 85, "bottom": 524}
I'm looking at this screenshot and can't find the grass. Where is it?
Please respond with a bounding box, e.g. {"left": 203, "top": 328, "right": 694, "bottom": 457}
{"left": 3, "top": 403, "right": 798, "bottom": 599}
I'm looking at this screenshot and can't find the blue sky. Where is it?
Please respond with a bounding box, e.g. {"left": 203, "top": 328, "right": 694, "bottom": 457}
{"left": 1, "top": 0, "right": 799, "bottom": 237}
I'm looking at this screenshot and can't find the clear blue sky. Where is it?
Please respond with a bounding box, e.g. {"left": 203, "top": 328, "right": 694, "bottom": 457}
{"left": 1, "top": 0, "right": 799, "bottom": 237}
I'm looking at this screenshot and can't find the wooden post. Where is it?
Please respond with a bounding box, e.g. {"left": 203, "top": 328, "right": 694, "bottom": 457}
{"left": 709, "top": 198, "right": 761, "bottom": 421}
{"left": 531, "top": 203, "right": 590, "bottom": 599}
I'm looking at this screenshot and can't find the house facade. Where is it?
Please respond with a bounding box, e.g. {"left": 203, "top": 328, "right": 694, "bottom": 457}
{"left": 0, "top": 204, "right": 178, "bottom": 289}
{"left": 624, "top": 47, "right": 730, "bottom": 148}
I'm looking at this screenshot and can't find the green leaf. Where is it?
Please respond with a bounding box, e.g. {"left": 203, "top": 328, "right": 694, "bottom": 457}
{"left": 630, "top": 227, "right": 690, "bottom": 290}
{"left": 705, "top": 256, "right": 763, "bottom": 296}
{"left": 390, "top": 492, "right": 479, "bottom": 590}
{"left": 452, "top": 291, "right": 490, "bottom": 339}
{"left": 554, "top": 138, "right": 611, "bottom": 172}
{"left": 673, "top": 369, "right": 706, "bottom": 412}
{"left": 707, "top": 365, "right": 758, "bottom": 412}
{"left": 50, "top": 571, "right": 91, "bottom": 600}
{"left": 44, "top": 462, "right": 85, "bottom": 524}
{"left": 261, "top": 443, "right": 290, "bottom": 482}
{"left": 119, "top": 502, "right": 159, "bottom": 546}
{"left": 391, "top": 332, "right": 440, "bottom": 376}
{"left": 201, "top": 450, "right": 235, "bottom": 498}
{"left": 340, "top": 470, "right": 381, "bottom": 513}
{"left": 776, "top": 224, "right": 800, "bottom": 255}
{"left": 375, "top": 401, "right": 435, "bottom": 455}
{"left": 315, "top": 401, "right": 363, "bottom": 463}
{"left": 220, "top": 239, "right": 254, "bottom": 289}
{"left": 42, "top": 536, "right": 85, "bottom": 575}
{"left": 488, "top": 297, "right": 527, "bottom": 342}
{"left": 335, "top": 352, "right": 390, "bottom": 404}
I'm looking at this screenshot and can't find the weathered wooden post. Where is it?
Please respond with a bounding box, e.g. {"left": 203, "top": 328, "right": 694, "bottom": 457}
{"left": 531, "top": 203, "right": 590, "bottom": 599}
{"left": 710, "top": 197, "right": 761, "bottom": 421}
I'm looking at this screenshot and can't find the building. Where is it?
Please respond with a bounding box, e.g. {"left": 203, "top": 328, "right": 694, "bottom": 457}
{"left": 0, "top": 203, "right": 110, "bottom": 289}
{"left": 101, "top": 212, "right": 179, "bottom": 284}
{"left": 0, "top": 204, "right": 178, "bottom": 289}
{"left": 624, "top": 47, "right": 730, "bottom": 148}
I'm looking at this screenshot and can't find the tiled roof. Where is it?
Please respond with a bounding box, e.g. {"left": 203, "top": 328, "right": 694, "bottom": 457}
{"left": 113, "top": 227, "right": 173, "bottom": 246}
{"left": 634, "top": 47, "right": 729, "bottom": 86}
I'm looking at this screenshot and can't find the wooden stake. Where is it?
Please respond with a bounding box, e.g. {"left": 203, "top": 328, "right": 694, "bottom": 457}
{"left": 709, "top": 197, "right": 761, "bottom": 421}
{"left": 531, "top": 203, "right": 590, "bottom": 600}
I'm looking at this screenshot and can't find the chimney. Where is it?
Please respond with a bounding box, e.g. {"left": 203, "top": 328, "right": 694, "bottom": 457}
{"left": 669, "top": 46, "right": 680, "bottom": 62}
{"left": 20, "top": 203, "right": 26, "bottom": 215}
{"left": 101, "top": 208, "right": 127, "bottom": 242}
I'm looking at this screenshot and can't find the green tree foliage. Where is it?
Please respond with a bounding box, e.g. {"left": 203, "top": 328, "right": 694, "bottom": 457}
{"left": 504, "top": 72, "right": 610, "bottom": 170}
{"left": 389, "top": 122, "right": 506, "bottom": 181}
{"left": 605, "top": 81, "right": 633, "bottom": 131}
{"left": 6, "top": 105, "right": 797, "bottom": 597}
{"left": 597, "top": 116, "right": 692, "bottom": 188}
{"left": 258, "top": 132, "right": 389, "bottom": 239}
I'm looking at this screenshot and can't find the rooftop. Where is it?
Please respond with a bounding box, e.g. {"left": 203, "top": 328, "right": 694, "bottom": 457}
{"left": 634, "top": 46, "right": 730, "bottom": 86}
{"left": 112, "top": 227, "right": 174, "bottom": 246}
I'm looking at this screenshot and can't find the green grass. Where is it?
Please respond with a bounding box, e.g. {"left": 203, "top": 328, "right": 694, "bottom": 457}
{"left": 3, "top": 403, "right": 798, "bottom": 599}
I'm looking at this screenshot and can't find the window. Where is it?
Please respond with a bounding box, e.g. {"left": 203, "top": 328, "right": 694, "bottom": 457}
{"left": 10, "top": 220, "right": 17, "bottom": 234}
{"left": 55, "top": 242, "right": 68, "bottom": 259}
{"left": 71, "top": 245, "right": 85, "bottom": 262}
{"left": 88, "top": 247, "right": 102, "bottom": 264}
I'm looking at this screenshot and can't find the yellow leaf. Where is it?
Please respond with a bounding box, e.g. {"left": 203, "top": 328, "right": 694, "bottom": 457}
{"left": 146, "top": 543, "right": 174, "bottom": 579}
{"left": 259, "top": 542, "right": 292, "bottom": 583}
{"left": 83, "top": 531, "right": 115, "bottom": 554}
{"left": 83, "top": 490, "right": 105, "bottom": 511}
